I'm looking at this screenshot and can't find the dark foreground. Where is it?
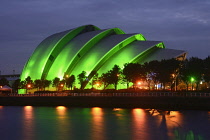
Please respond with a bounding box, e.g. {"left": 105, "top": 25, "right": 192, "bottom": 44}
{"left": 0, "top": 96, "right": 210, "bottom": 110}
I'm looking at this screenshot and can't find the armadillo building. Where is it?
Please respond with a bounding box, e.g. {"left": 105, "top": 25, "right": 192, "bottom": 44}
{"left": 19, "top": 25, "right": 187, "bottom": 93}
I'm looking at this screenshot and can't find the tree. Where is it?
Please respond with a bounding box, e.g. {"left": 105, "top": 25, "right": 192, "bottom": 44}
{"left": 109, "top": 65, "right": 121, "bottom": 90}
{"left": 180, "top": 59, "right": 191, "bottom": 91}
{"left": 24, "top": 76, "right": 33, "bottom": 93}
{"left": 34, "top": 79, "right": 42, "bottom": 91}
{"left": 0, "top": 77, "right": 9, "bottom": 86}
{"left": 19, "top": 80, "right": 26, "bottom": 89}
{"left": 158, "top": 59, "right": 181, "bottom": 90}
{"left": 144, "top": 60, "right": 160, "bottom": 90}
{"left": 42, "top": 79, "right": 51, "bottom": 91}
{"left": 122, "top": 63, "right": 146, "bottom": 89}
{"left": 90, "top": 72, "right": 99, "bottom": 89}
{"left": 77, "top": 71, "right": 87, "bottom": 89}
{"left": 100, "top": 72, "right": 111, "bottom": 89}
{"left": 66, "top": 75, "right": 75, "bottom": 90}
{"left": 52, "top": 77, "right": 60, "bottom": 91}
{"left": 203, "top": 56, "right": 210, "bottom": 90}
{"left": 12, "top": 79, "right": 21, "bottom": 93}
{"left": 188, "top": 57, "right": 204, "bottom": 90}
{"left": 180, "top": 57, "right": 204, "bottom": 91}
{"left": 122, "top": 63, "right": 135, "bottom": 88}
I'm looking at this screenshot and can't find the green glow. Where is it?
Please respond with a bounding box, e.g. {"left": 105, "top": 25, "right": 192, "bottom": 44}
{"left": 65, "top": 28, "right": 125, "bottom": 75}
{"left": 156, "top": 42, "right": 165, "bottom": 48}
{"left": 46, "top": 29, "right": 105, "bottom": 81}
{"left": 87, "top": 34, "right": 146, "bottom": 77}
{"left": 191, "top": 77, "right": 195, "bottom": 82}
{"left": 65, "top": 28, "right": 125, "bottom": 88}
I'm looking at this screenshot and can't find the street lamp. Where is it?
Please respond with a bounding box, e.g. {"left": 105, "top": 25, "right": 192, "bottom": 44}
{"left": 27, "top": 84, "right": 31, "bottom": 88}
{"left": 26, "top": 84, "right": 31, "bottom": 94}
{"left": 95, "top": 82, "right": 100, "bottom": 89}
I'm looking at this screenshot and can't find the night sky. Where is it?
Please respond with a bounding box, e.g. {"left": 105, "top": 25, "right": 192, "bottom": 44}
{"left": 0, "top": 0, "right": 210, "bottom": 75}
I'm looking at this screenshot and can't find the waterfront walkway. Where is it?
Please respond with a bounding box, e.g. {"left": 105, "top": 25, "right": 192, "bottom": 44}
{"left": 7, "top": 92, "right": 210, "bottom": 97}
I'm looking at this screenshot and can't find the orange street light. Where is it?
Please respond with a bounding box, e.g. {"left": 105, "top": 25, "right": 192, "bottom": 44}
{"left": 96, "top": 82, "right": 100, "bottom": 86}
{"left": 27, "top": 84, "right": 31, "bottom": 88}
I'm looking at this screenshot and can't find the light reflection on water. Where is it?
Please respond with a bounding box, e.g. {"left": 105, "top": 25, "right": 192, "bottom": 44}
{"left": 23, "top": 106, "right": 34, "bottom": 140}
{"left": 132, "top": 108, "right": 149, "bottom": 140}
{"left": 0, "top": 106, "right": 209, "bottom": 140}
{"left": 55, "top": 106, "right": 71, "bottom": 140}
{"left": 91, "top": 107, "right": 105, "bottom": 140}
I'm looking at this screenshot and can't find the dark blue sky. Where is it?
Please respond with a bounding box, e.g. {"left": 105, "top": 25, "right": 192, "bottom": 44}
{"left": 0, "top": 0, "right": 210, "bottom": 74}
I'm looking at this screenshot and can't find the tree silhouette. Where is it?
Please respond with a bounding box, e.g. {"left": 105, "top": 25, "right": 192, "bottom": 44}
{"left": 66, "top": 75, "right": 75, "bottom": 90}
{"left": 0, "top": 77, "right": 9, "bottom": 86}
{"left": 144, "top": 60, "right": 160, "bottom": 90}
{"left": 203, "top": 56, "right": 210, "bottom": 90}
{"left": 90, "top": 72, "right": 99, "bottom": 89}
{"left": 123, "top": 63, "right": 145, "bottom": 89}
{"left": 100, "top": 72, "right": 111, "bottom": 89}
{"left": 158, "top": 59, "right": 181, "bottom": 90}
{"left": 12, "top": 79, "right": 21, "bottom": 93}
{"left": 52, "top": 77, "right": 60, "bottom": 91}
{"left": 188, "top": 57, "right": 204, "bottom": 90}
{"left": 77, "top": 71, "right": 87, "bottom": 89}
{"left": 42, "top": 79, "right": 51, "bottom": 91}
{"left": 34, "top": 79, "right": 42, "bottom": 91}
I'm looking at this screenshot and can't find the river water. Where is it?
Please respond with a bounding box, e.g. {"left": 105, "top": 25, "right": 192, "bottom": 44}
{"left": 0, "top": 106, "right": 209, "bottom": 140}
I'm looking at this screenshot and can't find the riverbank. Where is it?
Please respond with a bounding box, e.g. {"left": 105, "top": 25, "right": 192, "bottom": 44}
{"left": 0, "top": 96, "right": 210, "bottom": 110}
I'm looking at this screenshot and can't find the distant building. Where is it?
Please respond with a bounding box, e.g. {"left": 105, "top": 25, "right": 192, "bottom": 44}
{"left": 0, "top": 74, "right": 20, "bottom": 86}
{"left": 19, "top": 25, "right": 187, "bottom": 93}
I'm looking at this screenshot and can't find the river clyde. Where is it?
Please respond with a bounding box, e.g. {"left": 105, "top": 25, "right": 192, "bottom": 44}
{"left": 0, "top": 106, "right": 209, "bottom": 140}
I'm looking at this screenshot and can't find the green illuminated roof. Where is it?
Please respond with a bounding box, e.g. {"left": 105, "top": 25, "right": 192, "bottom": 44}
{"left": 20, "top": 24, "right": 187, "bottom": 91}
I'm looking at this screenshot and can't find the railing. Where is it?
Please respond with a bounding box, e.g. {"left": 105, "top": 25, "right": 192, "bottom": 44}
{"left": 7, "top": 92, "right": 210, "bottom": 97}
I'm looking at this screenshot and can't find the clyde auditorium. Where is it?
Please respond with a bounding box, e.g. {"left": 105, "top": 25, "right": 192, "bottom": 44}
{"left": 19, "top": 25, "right": 187, "bottom": 92}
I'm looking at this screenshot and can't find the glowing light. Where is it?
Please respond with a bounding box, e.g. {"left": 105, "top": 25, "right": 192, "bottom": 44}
{"left": 27, "top": 84, "right": 31, "bottom": 88}
{"left": 56, "top": 106, "right": 67, "bottom": 116}
{"left": 113, "top": 108, "right": 122, "bottom": 111}
{"left": 190, "top": 77, "right": 195, "bottom": 82}
{"left": 92, "top": 107, "right": 102, "bottom": 115}
{"left": 56, "top": 106, "right": 66, "bottom": 110}
{"left": 24, "top": 106, "right": 33, "bottom": 110}
{"left": 96, "top": 82, "right": 100, "bottom": 86}
{"left": 133, "top": 108, "right": 143, "bottom": 114}
{"left": 23, "top": 105, "right": 34, "bottom": 139}
{"left": 132, "top": 108, "right": 147, "bottom": 140}
{"left": 91, "top": 107, "right": 105, "bottom": 140}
